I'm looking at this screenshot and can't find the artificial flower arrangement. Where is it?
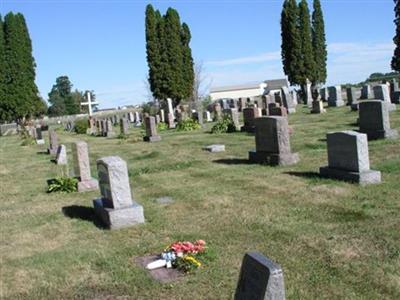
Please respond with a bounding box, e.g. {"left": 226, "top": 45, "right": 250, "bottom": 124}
{"left": 146, "top": 240, "right": 207, "bottom": 273}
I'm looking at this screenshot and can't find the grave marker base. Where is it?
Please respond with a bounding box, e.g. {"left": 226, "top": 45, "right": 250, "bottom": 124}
{"left": 93, "top": 198, "right": 145, "bottom": 229}
{"left": 143, "top": 135, "right": 161, "bottom": 142}
{"left": 36, "top": 139, "right": 45, "bottom": 145}
{"left": 360, "top": 129, "right": 398, "bottom": 140}
{"left": 248, "top": 150, "right": 299, "bottom": 166}
{"left": 240, "top": 125, "right": 255, "bottom": 133}
{"left": 320, "top": 166, "right": 381, "bottom": 185}
{"left": 77, "top": 178, "right": 99, "bottom": 192}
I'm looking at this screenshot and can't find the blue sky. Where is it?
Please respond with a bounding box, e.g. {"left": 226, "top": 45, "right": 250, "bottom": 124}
{"left": 1, "top": 0, "right": 396, "bottom": 108}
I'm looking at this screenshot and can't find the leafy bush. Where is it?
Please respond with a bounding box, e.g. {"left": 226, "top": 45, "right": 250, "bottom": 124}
{"left": 47, "top": 177, "right": 78, "bottom": 193}
{"left": 117, "top": 133, "right": 128, "bottom": 140}
{"left": 157, "top": 122, "right": 168, "bottom": 131}
{"left": 74, "top": 119, "right": 88, "bottom": 134}
{"left": 211, "top": 116, "right": 236, "bottom": 134}
{"left": 176, "top": 119, "right": 201, "bottom": 131}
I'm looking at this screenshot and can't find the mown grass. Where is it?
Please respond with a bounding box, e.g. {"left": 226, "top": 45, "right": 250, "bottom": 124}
{"left": 0, "top": 104, "right": 399, "bottom": 299}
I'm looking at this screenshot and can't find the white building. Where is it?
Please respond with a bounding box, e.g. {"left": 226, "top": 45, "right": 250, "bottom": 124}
{"left": 210, "top": 78, "right": 289, "bottom": 101}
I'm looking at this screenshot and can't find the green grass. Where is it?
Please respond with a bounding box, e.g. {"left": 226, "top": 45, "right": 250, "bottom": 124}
{"left": 1, "top": 105, "right": 399, "bottom": 299}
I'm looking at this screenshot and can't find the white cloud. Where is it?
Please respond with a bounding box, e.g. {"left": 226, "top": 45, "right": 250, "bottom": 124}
{"left": 205, "top": 41, "right": 395, "bottom": 89}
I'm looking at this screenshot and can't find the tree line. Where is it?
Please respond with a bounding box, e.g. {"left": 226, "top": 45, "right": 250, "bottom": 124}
{"left": 0, "top": 13, "right": 46, "bottom": 123}
{"left": 145, "top": 4, "right": 194, "bottom": 106}
{"left": 393, "top": 0, "right": 400, "bottom": 72}
{"left": 281, "top": 0, "right": 327, "bottom": 92}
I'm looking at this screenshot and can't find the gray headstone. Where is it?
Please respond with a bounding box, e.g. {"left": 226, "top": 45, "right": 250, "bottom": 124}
{"left": 120, "top": 118, "right": 129, "bottom": 135}
{"left": 47, "top": 129, "right": 58, "bottom": 155}
{"left": 360, "top": 85, "right": 372, "bottom": 100}
{"left": 93, "top": 156, "right": 144, "bottom": 229}
{"left": 249, "top": 116, "right": 299, "bottom": 166}
{"left": 359, "top": 100, "right": 398, "bottom": 140}
{"left": 56, "top": 144, "right": 68, "bottom": 165}
{"left": 281, "top": 87, "right": 296, "bottom": 114}
{"left": 241, "top": 107, "right": 259, "bottom": 133}
{"left": 235, "top": 252, "right": 285, "bottom": 300}
{"left": 144, "top": 116, "right": 161, "bottom": 142}
{"left": 72, "top": 141, "right": 98, "bottom": 192}
{"left": 346, "top": 87, "right": 358, "bottom": 105}
{"left": 328, "top": 86, "right": 345, "bottom": 107}
{"left": 320, "top": 131, "right": 381, "bottom": 185}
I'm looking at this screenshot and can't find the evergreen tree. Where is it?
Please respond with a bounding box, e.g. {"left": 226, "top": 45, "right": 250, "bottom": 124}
{"left": 156, "top": 11, "right": 169, "bottom": 101}
{"left": 281, "top": 0, "right": 304, "bottom": 85}
{"left": 298, "top": 0, "right": 315, "bottom": 85}
{"left": 0, "top": 14, "right": 7, "bottom": 122}
{"left": 145, "top": 4, "right": 161, "bottom": 100}
{"left": 2, "top": 12, "right": 41, "bottom": 123}
{"left": 163, "top": 8, "right": 184, "bottom": 102}
{"left": 47, "top": 76, "right": 79, "bottom": 116}
{"left": 181, "top": 23, "right": 194, "bottom": 100}
{"left": 312, "top": 0, "right": 327, "bottom": 85}
{"left": 392, "top": 0, "right": 400, "bottom": 71}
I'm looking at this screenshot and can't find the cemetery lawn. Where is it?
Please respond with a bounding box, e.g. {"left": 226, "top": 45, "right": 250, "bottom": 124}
{"left": 1, "top": 106, "right": 400, "bottom": 300}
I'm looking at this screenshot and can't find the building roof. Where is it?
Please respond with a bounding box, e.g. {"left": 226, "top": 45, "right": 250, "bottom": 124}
{"left": 264, "top": 78, "right": 289, "bottom": 91}
{"left": 210, "top": 82, "right": 263, "bottom": 93}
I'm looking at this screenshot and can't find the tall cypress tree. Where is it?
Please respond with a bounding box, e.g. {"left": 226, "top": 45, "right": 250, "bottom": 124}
{"left": 392, "top": 0, "right": 400, "bottom": 71}
{"left": 181, "top": 23, "right": 194, "bottom": 100}
{"left": 164, "top": 8, "right": 184, "bottom": 102}
{"left": 145, "top": 4, "right": 161, "bottom": 100}
{"left": 312, "top": 0, "right": 327, "bottom": 85}
{"left": 0, "top": 14, "right": 6, "bottom": 122}
{"left": 298, "top": 0, "right": 315, "bottom": 85}
{"left": 2, "top": 12, "right": 41, "bottom": 123}
{"left": 281, "top": 0, "right": 303, "bottom": 85}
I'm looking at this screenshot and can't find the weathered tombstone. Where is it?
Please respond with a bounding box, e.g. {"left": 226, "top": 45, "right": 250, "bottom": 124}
{"left": 160, "top": 109, "right": 165, "bottom": 123}
{"left": 234, "top": 252, "right": 285, "bottom": 300}
{"left": 281, "top": 87, "right": 296, "bottom": 113}
{"left": 93, "top": 156, "right": 145, "bottom": 229}
{"left": 106, "top": 120, "right": 115, "bottom": 138}
{"left": 291, "top": 90, "right": 298, "bottom": 106}
{"left": 328, "top": 86, "right": 345, "bottom": 107}
{"left": 214, "top": 102, "right": 222, "bottom": 121}
{"left": 134, "top": 111, "right": 141, "bottom": 123}
{"left": 269, "top": 106, "right": 288, "bottom": 117}
{"left": 155, "top": 114, "right": 161, "bottom": 124}
{"left": 311, "top": 100, "right": 326, "bottom": 114}
{"left": 305, "top": 79, "right": 313, "bottom": 106}
{"left": 101, "top": 120, "right": 107, "bottom": 136}
{"left": 359, "top": 100, "right": 398, "bottom": 140}
{"left": 249, "top": 116, "right": 299, "bottom": 166}
{"left": 167, "top": 113, "right": 175, "bottom": 129}
{"left": 205, "top": 111, "right": 212, "bottom": 122}
{"left": 320, "top": 87, "right": 328, "bottom": 102}
{"left": 167, "top": 98, "right": 174, "bottom": 117}
{"left": 373, "top": 84, "right": 396, "bottom": 111}
{"left": 47, "top": 129, "right": 59, "bottom": 155}
{"left": 346, "top": 87, "right": 358, "bottom": 106}
{"left": 360, "top": 85, "right": 372, "bottom": 100}
{"left": 241, "top": 107, "right": 258, "bottom": 133}
{"left": 36, "top": 126, "right": 45, "bottom": 144}
{"left": 72, "top": 141, "right": 99, "bottom": 192}
{"left": 228, "top": 108, "right": 240, "bottom": 131}
{"left": 320, "top": 131, "right": 381, "bottom": 185}
{"left": 56, "top": 144, "right": 68, "bottom": 165}
{"left": 128, "top": 112, "right": 134, "bottom": 123}
{"left": 390, "top": 79, "right": 399, "bottom": 103}
{"left": 143, "top": 116, "right": 161, "bottom": 142}
{"left": 120, "top": 118, "right": 129, "bottom": 135}
{"left": 87, "top": 118, "right": 97, "bottom": 135}
{"left": 239, "top": 98, "right": 247, "bottom": 112}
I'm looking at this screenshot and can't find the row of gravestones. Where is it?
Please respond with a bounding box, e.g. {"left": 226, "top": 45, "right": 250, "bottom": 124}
{"left": 47, "top": 129, "right": 144, "bottom": 228}
{"left": 319, "top": 80, "right": 399, "bottom": 110}
{"left": 246, "top": 100, "right": 397, "bottom": 185}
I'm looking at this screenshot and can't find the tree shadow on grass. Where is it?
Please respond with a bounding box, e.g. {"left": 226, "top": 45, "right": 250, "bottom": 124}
{"left": 62, "top": 205, "right": 106, "bottom": 229}
{"left": 213, "top": 158, "right": 251, "bottom": 165}
{"left": 285, "top": 171, "right": 322, "bottom": 179}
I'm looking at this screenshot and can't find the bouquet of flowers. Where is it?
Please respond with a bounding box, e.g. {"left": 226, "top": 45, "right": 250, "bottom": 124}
{"left": 146, "top": 240, "right": 207, "bottom": 273}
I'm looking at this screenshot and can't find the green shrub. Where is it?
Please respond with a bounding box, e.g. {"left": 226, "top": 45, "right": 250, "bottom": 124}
{"left": 74, "top": 119, "right": 88, "bottom": 134}
{"left": 176, "top": 119, "right": 201, "bottom": 131}
{"left": 211, "top": 116, "right": 236, "bottom": 134}
{"left": 157, "top": 122, "right": 168, "bottom": 131}
{"left": 47, "top": 177, "right": 78, "bottom": 193}
{"left": 117, "top": 133, "right": 128, "bottom": 140}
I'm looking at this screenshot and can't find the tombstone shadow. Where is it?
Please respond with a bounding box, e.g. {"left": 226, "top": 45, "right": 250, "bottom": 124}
{"left": 213, "top": 158, "right": 251, "bottom": 165}
{"left": 284, "top": 171, "right": 322, "bottom": 179}
{"left": 317, "top": 138, "right": 327, "bottom": 142}
{"left": 62, "top": 205, "right": 106, "bottom": 229}
{"left": 37, "top": 151, "right": 48, "bottom": 155}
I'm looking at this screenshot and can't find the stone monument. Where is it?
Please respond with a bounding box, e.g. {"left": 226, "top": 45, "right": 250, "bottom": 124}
{"left": 320, "top": 131, "right": 381, "bottom": 185}
{"left": 72, "top": 141, "right": 99, "bottom": 192}
{"left": 143, "top": 116, "right": 161, "bottom": 142}
{"left": 93, "top": 156, "right": 145, "bottom": 229}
